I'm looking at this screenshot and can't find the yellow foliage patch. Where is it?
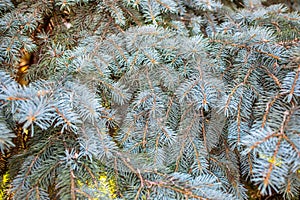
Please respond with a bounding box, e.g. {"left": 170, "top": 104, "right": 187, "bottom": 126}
{"left": 0, "top": 171, "right": 10, "bottom": 200}
{"left": 259, "top": 153, "right": 283, "bottom": 167}
{"left": 77, "top": 173, "right": 116, "bottom": 199}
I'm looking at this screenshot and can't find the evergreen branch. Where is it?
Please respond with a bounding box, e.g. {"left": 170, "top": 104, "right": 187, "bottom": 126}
{"left": 259, "top": 136, "right": 282, "bottom": 194}
{"left": 70, "top": 168, "right": 76, "bottom": 200}
{"left": 222, "top": 83, "right": 244, "bottom": 117}
{"left": 262, "top": 93, "right": 283, "bottom": 128}
{"left": 144, "top": 179, "right": 206, "bottom": 200}
{"left": 1, "top": 1, "right": 300, "bottom": 199}
{"left": 260, "top": 65, "right": 282, "bottom": 87}
{"left": 210, "top": 39, "right": 281, "bottom": 60}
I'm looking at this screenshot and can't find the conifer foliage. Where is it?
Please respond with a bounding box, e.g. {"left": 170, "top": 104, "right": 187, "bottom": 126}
{"left": 0, "top": 0, "right": 299, "bottom": 199}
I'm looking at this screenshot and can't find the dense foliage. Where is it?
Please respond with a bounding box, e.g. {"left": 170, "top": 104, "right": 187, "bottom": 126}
{"left": 0, "top": 0, "right": 299, "bottom": 199}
